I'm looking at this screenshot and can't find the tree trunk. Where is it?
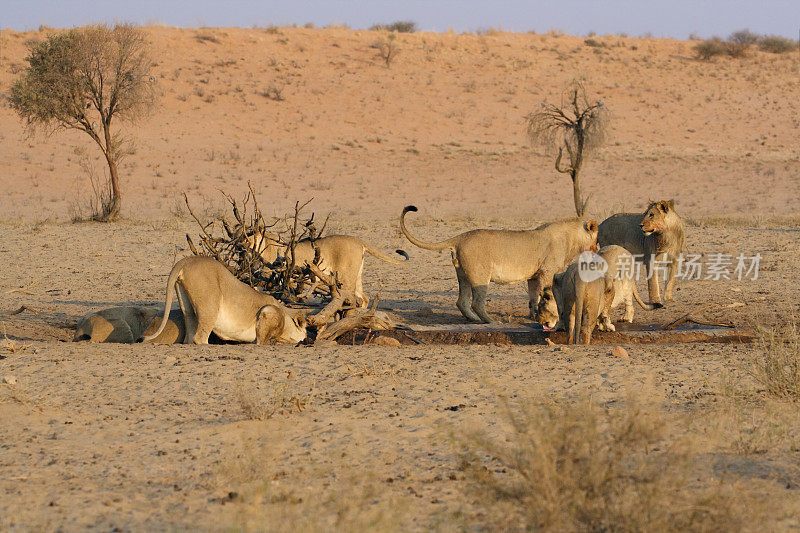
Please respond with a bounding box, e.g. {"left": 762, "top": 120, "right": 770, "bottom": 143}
{"left": 98, "top": 154, "right": 121, "bottom": 221}
{"left": 571, "top": 170, "right": 585, "bottom": 218}
{"left": 98, "top": 121, "right": 121, "bottom": 222}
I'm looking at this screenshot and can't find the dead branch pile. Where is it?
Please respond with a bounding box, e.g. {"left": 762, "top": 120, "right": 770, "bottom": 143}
{"left": 184, "top": 185, "right": 399, "bottom": 342}
{"left": 184, "top": 183, "right": 330, "bottom": 303}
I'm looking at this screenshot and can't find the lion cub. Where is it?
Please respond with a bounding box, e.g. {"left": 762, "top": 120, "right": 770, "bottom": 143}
{"left": 400, "top": 205, "right": 598, "bottom": 323}
{"left": 598, "top": 200, "right": 685, "bottom": 306}
{"left": 141, "top": 256, "right": 306, "bottom": 345}
{"left": 551, "top": 258, "right": 610, "bottom": 344}
{"left": 545, "top": 245, "right": 656, "bottom": 343}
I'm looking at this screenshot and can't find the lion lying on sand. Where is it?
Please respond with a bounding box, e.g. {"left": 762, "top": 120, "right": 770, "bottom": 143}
{"left": 74, "top": 306, "right": 184, "bottom": 344}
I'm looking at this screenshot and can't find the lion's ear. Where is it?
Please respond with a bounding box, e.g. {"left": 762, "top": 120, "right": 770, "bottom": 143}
{"left": 294, "top": 311, "right": 308, "bottom": 328}
{"left": 585, "top": 219, "right": 598, "bottom": 232}
{"left": 666, "top": 199, "right": 675, "bottom": 210}
{"left": 658, "top": 201, "right": 669, "bottom": 212}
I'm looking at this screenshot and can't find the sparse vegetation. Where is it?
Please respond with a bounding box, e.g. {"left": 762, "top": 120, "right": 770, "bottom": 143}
{"left": 258, "top": 85, "right": 285, "bottom": 101}
{"left": 195, "top": 32, "right": 221, "bottom": 44}
{"left": 526, "top": 80, "right": 608, "bottom": 217}
{"left": 234, "top": 377, "right": 310, "bottom": 421}
{"left": 751, "top": 323, "right": 800, "bottom": 400}
{"left": 372, "top": 33, "right": 400, "bottom": 67}
{"left": 454, "top": 394, "right": 743, "bottom": 531}
{"left": 220, "top": 436, "right": 407, "bottom": 531}
{"left": 694, "top": 29, "right": 798, "bottom": 59}
{"left": 729, "top": 29, "right": 760, "bottom": 46}
{"left": 758, "top": 35, "right": 798, "bottom": 54}
{"left": 9, "top": 24, "right": 158, "bottom": 221}
{"left": 369, "top": 21, "right": 417, "bottom": 33}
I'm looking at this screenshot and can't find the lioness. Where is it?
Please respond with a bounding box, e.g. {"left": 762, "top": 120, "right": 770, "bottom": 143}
{"left": 538, "top": 245, "right": 656, "bottom": 333}
{"left": 246, "top": 233, "right": 409, "bottom": 307}
{"left": 400, "top": 205, "right": 599, "bottom": 323}
{"left": 141, "top": 256, "right": 306, "bottom": 345}
{"left": 598, "top": 200, "right": 685, "bottom": 306}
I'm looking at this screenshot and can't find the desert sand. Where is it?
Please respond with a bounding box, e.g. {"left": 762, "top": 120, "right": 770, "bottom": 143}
{"left": 1, "top": 26, "right": 799, "bottom": 530}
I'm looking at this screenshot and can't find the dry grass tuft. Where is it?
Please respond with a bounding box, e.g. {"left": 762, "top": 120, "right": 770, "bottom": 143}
{"left": 219, "top": 435, "right": 407, "bottom": 532}
{"left": 234, "top": 377, "right": 312, "bottom": 421}
{"left": 750, "top": 322, "right": 800, "bottom": 400}
{"left": 453, "top": 393, "right": 742, "bottom": 531}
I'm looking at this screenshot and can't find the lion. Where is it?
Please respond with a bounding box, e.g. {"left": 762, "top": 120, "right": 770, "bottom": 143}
{"left": 400, "top": 205, "right": 599, "bottom": 323}
{"left": 141, "top": 256, "right": 307, "bottom": 345}
{"left": 140, "top": 308, "right": 186, "bottom": 344}
{"left": 538, "top": 245, "right": 656, "bottom": 334}
{"left": 550, "top": 257, "right": 610, "bottom": 344}
{"left": 74, "top": 306, "right": 185, "bottom": 343}
{"left": 245, "top": 233, "right": 409, "bottom": 307}
{"left": 598, "top": 200, "right": 685, "bottom": 307}
{"left": 74, "top": 306, "right": 160, "bottom": 343}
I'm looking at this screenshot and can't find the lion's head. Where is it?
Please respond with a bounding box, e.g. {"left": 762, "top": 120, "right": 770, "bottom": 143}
{"left": 537, "top": 286, "right": 560, "bottom": 331}
{"left": 640, "top": 199, "right": 676, "bottom": 236}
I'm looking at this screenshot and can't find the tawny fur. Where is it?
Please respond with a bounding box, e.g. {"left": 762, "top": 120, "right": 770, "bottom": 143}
{"left": 246, "top": 233, "right": 408, "bottom": 307}
{"left": 539, "top": 245, "right": 656, "bottom": 335}
{"left": 595, "top": 245, "right": 657, "bottom": 330}
{"left": 597, "top": 200, "right": 685, "bottom": 306}
{"left": 140, "top": 308, "right": 186, "bottom": 344}
{"left": 141, "top": 256, "right": 306, "bottom": 345}
{"left": 400, "top": 205, "right": 599, "bottom": 323}
{"left": 551, "top": 261, "right": 610, "bottom": 344}
{"left": 74, "top": 306, "right": 160, "bottom": 343}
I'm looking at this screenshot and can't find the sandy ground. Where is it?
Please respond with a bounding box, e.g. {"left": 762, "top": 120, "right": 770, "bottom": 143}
{"left": 1, "top": 26, "right": 800, "bottom": 530}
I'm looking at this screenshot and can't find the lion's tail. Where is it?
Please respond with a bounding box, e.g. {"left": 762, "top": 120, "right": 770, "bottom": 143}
{"left": 400, "top": 206, "right": 457, "bottom": 251}
{"left": 632, "top": 284, "right": 657, "bottom": 310}
{"left": 573, "top": 277, "right": 586, "bottom": 345}
{"left": 139, "top": 260, "right": 183, "bottom": 342}
{"left": 363, "top": 243, "right": 410, "bottom": 264}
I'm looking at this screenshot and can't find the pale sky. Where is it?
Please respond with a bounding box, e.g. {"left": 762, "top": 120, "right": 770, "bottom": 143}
{"left": 2, "top": 0, "right": 799, "bottom": 39}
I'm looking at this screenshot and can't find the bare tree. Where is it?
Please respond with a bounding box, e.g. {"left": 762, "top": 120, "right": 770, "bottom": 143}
{"left": 526, "top": 81, "right": 608, "bottom": 217}
{"left": 9, "top": 24, "right": 158, "bottom": 221}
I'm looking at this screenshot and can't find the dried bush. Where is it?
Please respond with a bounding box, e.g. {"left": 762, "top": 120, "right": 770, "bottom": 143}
{"left": 369, "top": 21, "right": 417, "bottom": 33}
{"left": 234, "top": 377, "right": 310, "bottom": 421}
{"left": 453, "top": 394, "right": 741, "bottom": 531}
{"left": 729, "top": 29, "right": 760, "bottom": 46}
{"left": 258, "top": 85, "right": 285, "bottom": 101}
{"left": 693, "top": 37, "right": 746, "bottom": 59}
{"left": 751, "top": 322, "right": 800, "bottom": 400}
{"left": 758, "top": 35, "right": 798, "bottom": 54}
{"left": 371, "top": 33, "right": 400, "bottom": 67}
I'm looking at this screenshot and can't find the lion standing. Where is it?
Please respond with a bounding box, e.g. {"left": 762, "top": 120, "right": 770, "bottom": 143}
{"left": 598, "top": 200, "right": 685, "bottom": 307}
